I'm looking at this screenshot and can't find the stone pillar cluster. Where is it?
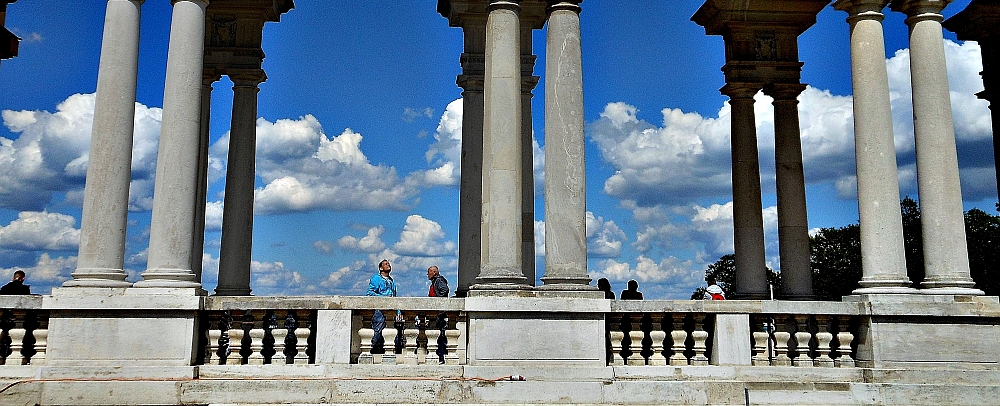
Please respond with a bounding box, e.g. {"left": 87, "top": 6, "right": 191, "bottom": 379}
{"left": 440, "top": 0, "right": 594, "bottom": 294}
{"left": 67, "top": 0, "right": 293, "bottom": 294}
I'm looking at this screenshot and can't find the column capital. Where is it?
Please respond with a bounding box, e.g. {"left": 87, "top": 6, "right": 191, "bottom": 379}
{"left": 890, "top": 0, "right": 950, "bottom": 18}
{"left": 833, "top": 0, "right": 890, "bottom": 16}
{"left": 547, "top": 0, "right": 581, "bottom": 14}
{"left": 228, "top": 69, "right": 267, "bottom": 88}
{"left": 488, "top": 0, "right": 520, "bottom": 12}
{"left": 764, "top": 83, "right": 807, "bottom": 100}
{"left": 203, "top": 71, "right": 222, "bottom": 86}
{"left": 721, "top": 82, "right": 762, "bottom": 99}
{"left": 457, "top": 74, "right": 485, "bottom": 92}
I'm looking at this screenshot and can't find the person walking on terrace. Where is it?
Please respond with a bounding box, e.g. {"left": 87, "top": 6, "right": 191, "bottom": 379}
{"left": 620, "top": 279, "right": 643, "bottom": 300}
{"left": 427, "top": 265, "right": 450, "bottom": 363}
{"left": 367, "top": 259, "right": 398, "bottom": 354}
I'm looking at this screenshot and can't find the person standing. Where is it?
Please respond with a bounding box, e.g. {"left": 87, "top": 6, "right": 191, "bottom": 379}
{"left": 620, "top": 279, "right": 643, "bottom": 300}
{"left": 366, "top": 259, "right": 398, "bottom": 354}
{"left": 703, "top": 276, "right": 726, "bottom": 300}
{"left": 427, "top": 265, "right": 449, "bottom": 363}
{"left": 0, "top": 270, "right": 30, "bottom": 295}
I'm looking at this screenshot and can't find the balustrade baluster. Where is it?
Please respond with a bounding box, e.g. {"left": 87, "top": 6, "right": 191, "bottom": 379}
{"left": 248, "top": 326, "right": 265, "bottom": 365}
{"left": 691, "top": 313, "right": 709, "bottom": 366}
{"left": 813, "top": 315, "right": 835, "bottom": 367}
{"left": 240, "top": 312, "right": 256, "bottom": 363}
{"left": 772, "top": 317, "right": 792, "bottom": 366}
{"left": 444, "top": 326, "right": 461, "bottom": 365}
{"left": 403, "top": 314, "right": 419, "bottom": 365}
{"left": 206, "top": 329, "right": 221, "bottom": 365}
{"left": 1, "top": 310, "right": 14, "bottom": 365}
{"left": 227, "top": 327, "right": 244, "bottom": 365}
{"left": 792, "top": 315, "right": 813, "bottom": 367}
{"left": 835, "top": 315, "right": 855, "bottom": 368}
{"left": 271, "top": 324, "right": 288, "bottom": 365}
{"left": 218, "top": 311, "right": 232, "bottom": 365}
{"left": 426, "top": 327, "right": 441, "bottom": 365}
{"left": 627, "top": 326, "right": 645, "bottom": 366}
{"left": 668, "top": 313, "right": 688, "bottom": 366}
{"left": 382, "top": 327, "right": 398, "bottom": 365}
{"left": 293, "top": 311, "right": 311, "bottom": 365}
{"left": 8, "top": 328, "right": 25, "bottom": 365}
{"left": 30, "top": 329, "right": 46, "bottom": 365}
{"left": 648, "top": 322, "right": 667, "bottom": 366}
{"left": 415, "top": 314, "right": 428, "bottom": 364}
{"left": 358, "top": 313, "right": 375, "bottom": 364}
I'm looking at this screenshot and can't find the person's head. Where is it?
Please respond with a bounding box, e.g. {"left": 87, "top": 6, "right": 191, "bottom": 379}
{"left": 627, "top": 279, "right": 638, "bottom": 291}
{"left": 706, "top": 276, "right": 717, "bottom": 286}
{"left": 12, "top": 270, "right": 24, "bottom": 282}
{"left": 426, "top": 266, "right": 439, "bottom": 280}
{"left": 597, "top": 278, "right": 611, "bottom": 291}
{"left": 378, "top": 259, "right": 391, "bottom": 274}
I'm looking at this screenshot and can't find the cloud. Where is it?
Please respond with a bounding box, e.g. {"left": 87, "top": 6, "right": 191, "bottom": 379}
{"left": 206, "top": 115, "right": 420, "bottom": 214}
{"left": 0, "top": 93, "right": 161, "bottom": 212}
{"left": 586, "top": 211, "right": 626, "bottom": 258}
{"left": 0, "top": 211, "right": 80, "bottom": 251}
{"left": 204, "top": 201, "right": 224, "bottom": 231}
{"left": 402, "top": 107, "right": 435, "bottom": 123}
{"left": 337, "top": 225, "right": 387, "bottom": 253}
{"left": 391, "top": 215, "right": 456, "bottom": 257}
{"left": 250, "top": 260, "right": 305, "bottom": 295}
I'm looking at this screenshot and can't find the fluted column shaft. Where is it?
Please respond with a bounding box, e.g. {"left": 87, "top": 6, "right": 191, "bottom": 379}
{"left": 475, "top": 0, "right": 529, "bottom": 288}
{"left": 541, "top": 1, "right": 591, "bottom": 289}
{"left": 193, "top": 73, "right": 218, "bottom": 282}
{"left": 216, "top": 73, "right": 264, "bottom": 296}
{"left": 768, "top": 84, "right": 813, "bottom": 300}
{"left": 67, "top": 0, "right": 144, "bottom": 288}
{"left": 723, "top": 83, "right": 769, "bottom": 299}
{"left": 891, "top": 0, "right": 982, "bottom": 294}
{"left": 834, "top": 0, "right": 915, "bottom": 293}
{"left": 456, "top": 35, "right": 486, "bottom": 297}
{"left": 137, "top": 0, "right": 208, "bottom": 288}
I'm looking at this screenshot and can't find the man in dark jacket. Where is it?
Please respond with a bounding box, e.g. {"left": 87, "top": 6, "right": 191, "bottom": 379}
{"left": 0, "top": 270, "right": 30, "bottom": 295}
{"left": 427, "top": 266, "right": 449, "bottom": 363}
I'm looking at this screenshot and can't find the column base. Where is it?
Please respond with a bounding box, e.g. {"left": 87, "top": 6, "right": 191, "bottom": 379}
{"left": 920, "top": 277, "right": 981, "bottom": 294}
{"left": 852, "top": 286, "right": 919, "bottom": 295}
{"left": 63, "top": 268, "right": 133, "bottom": 288}
{"left": 538, "top": 277, "right": 597, "bottom": 290}
{"left": 469, "top": 283, "right": 533, "bottom": 291}
{"left": 919, "top": 287, "right": 985, "bottom": 295}
{"left": 213, "top": 286, "right": 252, "bottom": 296}
{"left": 134, "top": 269, "right": 201, "bottom": 289}
{"left": 474, "top": 266, "right": 529, "bottom": 287}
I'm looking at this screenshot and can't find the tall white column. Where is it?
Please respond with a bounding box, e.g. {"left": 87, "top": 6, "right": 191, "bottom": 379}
{"left": 834, "top": 0, "right": 915, "bottom": 293}
{"left": 216, "top": 71, "right": 264, "bottom": 296}
{"left": 136, "top": 0, "right": 208, "bottom": 289}
{"left": 767, "top": 83, "right": 813, "bottom": 300}
{"left": 891, "top": 0, "right": 983, "bottom": 294}
{"left": 192, "top": 73, "right": 219, "bottom": 282}
{"left": 541, "top": 0, "right": 591, "bottom": 289}
{"left": 722, "top": 83, "right": 769, "bottom": 299}
{"left": 520, "top": 29, "right": 538, "bottom": 287}
{"left": 456, "top": 25, "right": 486, "bottom": 296}
{"left": 475, "top": 0, "right": 529, "bottom": 289}
{"left": 66, "top": 0, "right": 143, "bottom": 288}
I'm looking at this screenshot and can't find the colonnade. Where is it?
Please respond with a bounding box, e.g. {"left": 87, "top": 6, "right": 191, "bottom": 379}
{"left": 66, "top": 0, "right": 987, "bottom": 298}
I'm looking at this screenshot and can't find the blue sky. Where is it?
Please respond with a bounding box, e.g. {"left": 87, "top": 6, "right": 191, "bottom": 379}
{"left": 0, "top": 1, "right": 993, "bottom": 298}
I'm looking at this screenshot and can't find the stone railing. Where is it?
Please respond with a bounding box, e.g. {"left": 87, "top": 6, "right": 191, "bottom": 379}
{"left": 0, "top": 295, "right": 48, "bottom": 366}
{"left": 608, "top": 300, "right": 865, "bottom": 368}
{"left": 200, "top": 296, "right": 466, "bottom": 366}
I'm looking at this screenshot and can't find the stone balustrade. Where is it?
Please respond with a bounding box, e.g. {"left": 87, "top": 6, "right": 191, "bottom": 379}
{"left": 0, "top": 296, "right": 47, "bottom": 367}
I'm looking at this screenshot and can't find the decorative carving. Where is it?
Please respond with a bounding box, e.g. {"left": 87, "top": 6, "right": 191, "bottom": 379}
{"left": 211, "top": 16, "right": 237, "bottom": 47}
{"left": 754, "top": 32, "right": 777, "bottom": 61}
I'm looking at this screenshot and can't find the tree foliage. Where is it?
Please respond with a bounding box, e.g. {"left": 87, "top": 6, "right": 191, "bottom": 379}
{"left": 690, "top": 254, "right": 780, "bottom": 299}
{"left": 810, "top": 224, "right": 861, "bottom": 300}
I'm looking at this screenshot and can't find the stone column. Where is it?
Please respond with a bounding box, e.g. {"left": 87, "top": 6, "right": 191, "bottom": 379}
{"left": 475, "top": 0, "right": 529, "bottom": 289}
{"left": 891, "top": 0, "right": 982, "bottom": 294}
{"left": 456, "top": 22, "right": 486, "bottom": 297}
{"left": 834, "top": 0, "right": 915, "bottom": 293}
{"left": 722, "top": 83, "right": 769, "bottom": 299}
{"left": 136, "top": 0, "right": 208, "bottom": 289}
{"left": 192, "top": 72, "right": 219, "bottom": 281}
{"left": 541, "top": 0, "right": 591, "bottom": 289}
{"left": 65, "top": 0, "right": 144, "bottom": 288}
{"left": 766, "top": 83, "right": 813, "bottom": 300}
{"left": 215, "top": 71, "right": 265, "bottom": 296}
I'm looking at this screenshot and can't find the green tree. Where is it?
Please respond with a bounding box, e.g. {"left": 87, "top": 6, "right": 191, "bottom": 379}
{"left": 690, "top": 254, "right": 780, "bottom": 299}
{"left": 965, "top": 208, "right": 1000, "bottom": 296}
{"left": 900, "top": 196, "right": 924, "bottom": 289}
{"left": 809, "top": 224, "right": 861, "bottom": 300}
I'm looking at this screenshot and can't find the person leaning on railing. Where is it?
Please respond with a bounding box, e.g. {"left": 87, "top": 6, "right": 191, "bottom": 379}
{"left": 366, "top": 259, "right": 399, "bottom": 354}
{"left": 0, "top": 270, "right": 30, "bottom": 295}
{"left": 427, "top": 265, "right": 450, "bottom": 364}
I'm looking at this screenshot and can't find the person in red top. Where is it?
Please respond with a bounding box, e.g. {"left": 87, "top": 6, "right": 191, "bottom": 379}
{"left": 427, "top": 266, "right": 449, "bottom": 364}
